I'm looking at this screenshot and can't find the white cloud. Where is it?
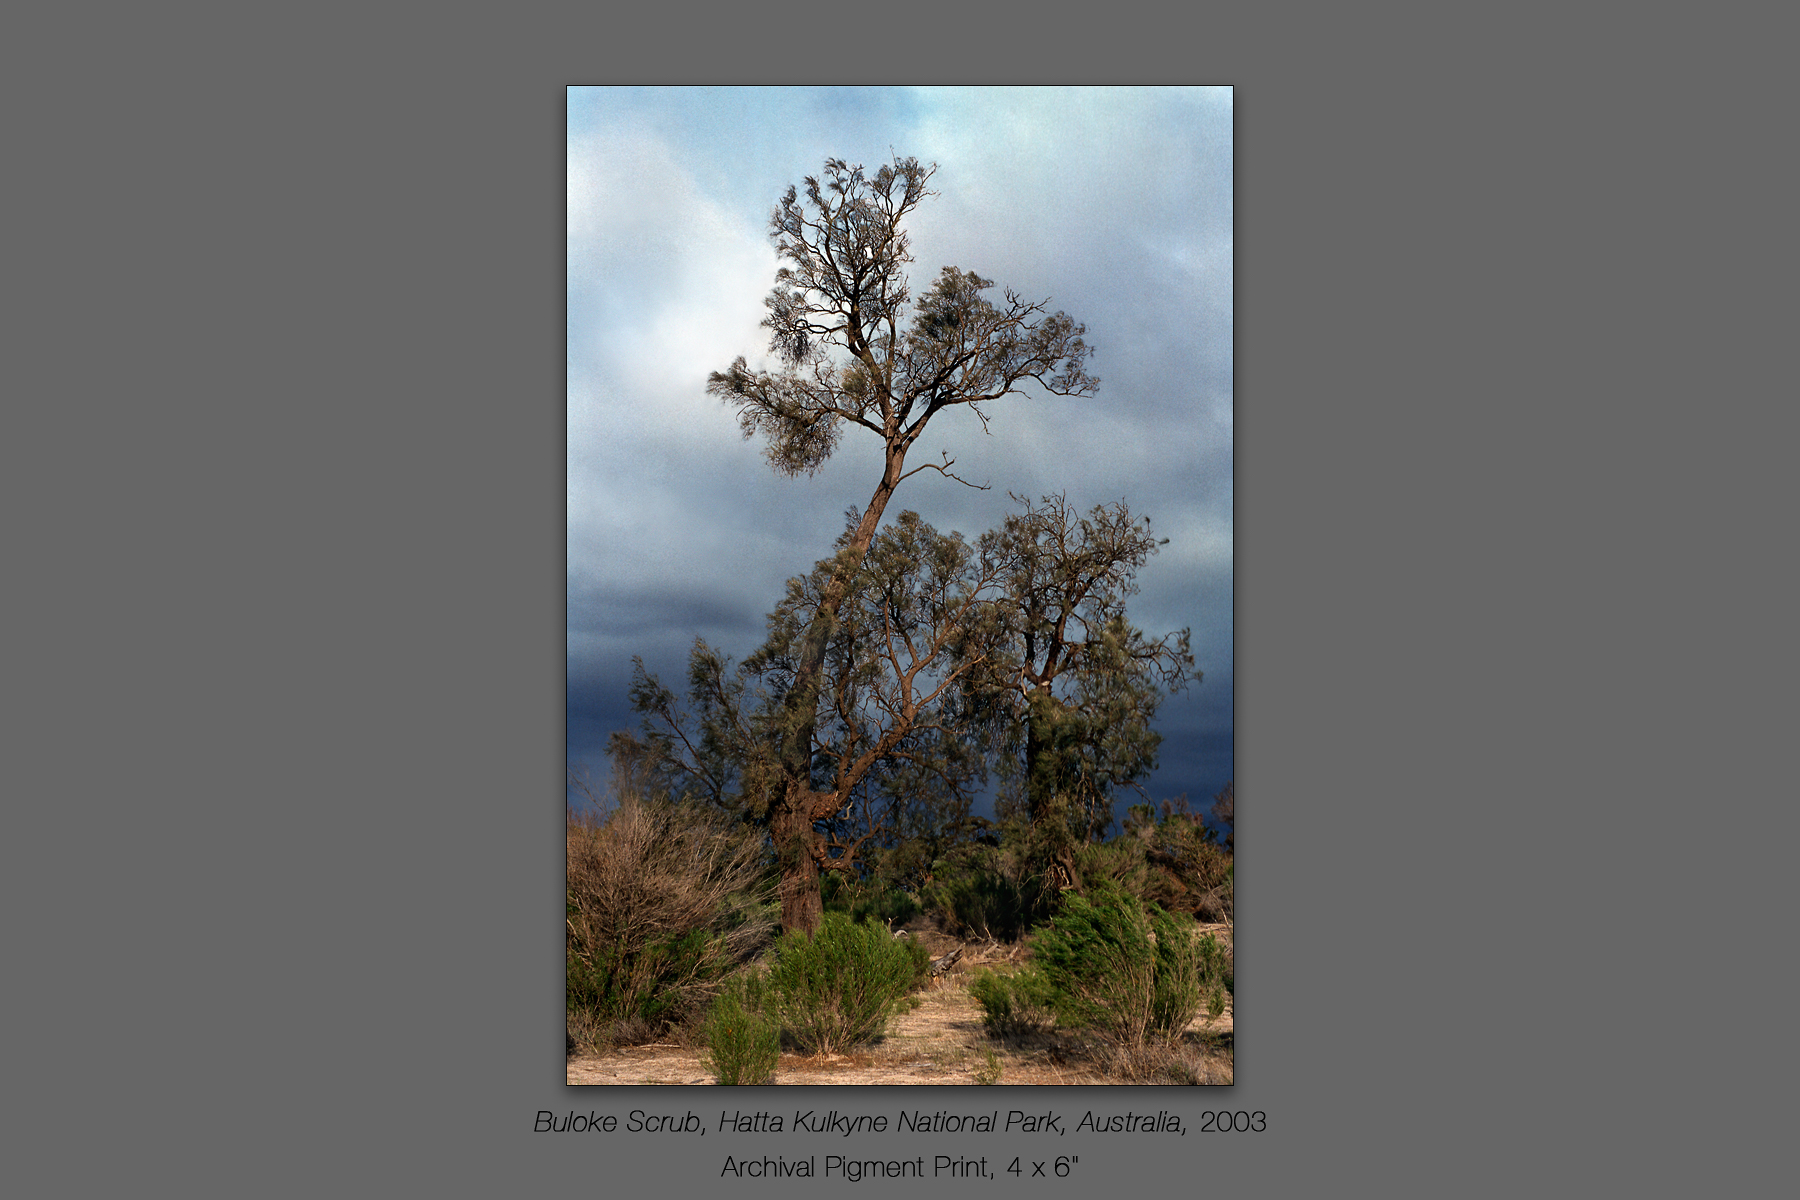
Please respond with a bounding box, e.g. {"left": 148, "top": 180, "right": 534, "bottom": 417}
{"left": 567, "top": 122, "right": 783, "bottom": 574}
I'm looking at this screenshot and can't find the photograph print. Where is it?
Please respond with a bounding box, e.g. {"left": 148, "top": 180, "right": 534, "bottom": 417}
{"left": 567, "top": 86, "right": 1233, "bottom": 1085}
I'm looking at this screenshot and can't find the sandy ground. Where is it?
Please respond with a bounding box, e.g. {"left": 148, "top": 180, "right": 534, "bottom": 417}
{"left": 567, "top": 929, "right": 1232, "bottom": 1086}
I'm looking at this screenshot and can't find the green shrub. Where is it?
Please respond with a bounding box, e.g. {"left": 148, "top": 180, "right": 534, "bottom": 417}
{"left": 1031, "top": 887, "right": 1158, "bottom": 1047}
{"left": 566, "top": 923, "right": 727, "bottom": 1028}
{"left": 1030, "top": 885, "right": 1215, "bottom": 1049}
{"left": 1146, "top": 906, "right": 1205, "bottom": 1035}
{"left": 849, "top": 888, "right": 921, "bottom": 929}
{"left": 702, "top": 972, "right": 780, "bottom": 1084}
{"left": 821, "top": 874, "right": 922, "bottom": 930}
{"left": 968, "top": 967, "right": 1058, "bottom": 1039}
{"left": 1194, "top": 930, "right": 1232, "bottom": 1021}
{"left": 1071, "top": 838, "right": 1153, "bottom": 899}
{"left": 928, "top": 867, "right": 1055, "bottom": 942}
{"left": 765, "top": 913, "right": 930, "bottom": 1054}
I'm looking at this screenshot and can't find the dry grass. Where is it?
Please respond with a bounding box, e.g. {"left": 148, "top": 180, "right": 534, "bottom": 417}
{"left": 567, "top": 794, "right": 771, "bottom": 959}
{"left": 566, "top": 792, "right": 776, "bottom": 1035}
{"left": 1091, "top": 1031, "right": 1233, "bottom": 1084}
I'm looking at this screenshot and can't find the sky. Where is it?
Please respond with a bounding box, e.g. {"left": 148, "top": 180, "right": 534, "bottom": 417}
{"left": 568, "top": 86, "right": 1232, "bottom": 826}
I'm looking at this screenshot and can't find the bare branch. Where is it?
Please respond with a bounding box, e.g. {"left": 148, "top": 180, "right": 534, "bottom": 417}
{"left": 896, "top": 450, "right": 990, "bottom": 490}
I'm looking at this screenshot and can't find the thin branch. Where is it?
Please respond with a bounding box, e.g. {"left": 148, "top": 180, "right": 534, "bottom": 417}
{"left": 897, "top": 451, "right": 990, "bottom": 490}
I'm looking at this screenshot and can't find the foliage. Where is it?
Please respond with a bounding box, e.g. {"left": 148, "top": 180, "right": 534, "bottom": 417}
{"left": 929, "top": 868, "right": 1040, "bottom": 943}
{"left": 702, "top": 971, "right": 781, "bottom": 1085}
{"left": 976, "top": 494, "right": 1198, "bottom": 836}
{"left": 1069, "top": 836, "right": 1154, "bottom": 897}
{"left": 566, "top": 925, "right": 720, "bottom": 1029}
{"left": 764, "top": 913, "right": 930, "bottom": 1054}
{"left": 565, "top": 788, "right": 775, "bottom": 1035}
{"left": 606, "top": 642, "right": 784, "bottom": 819}
{"left": 858, "top": 810, "right": 992, "bottom": 898}
{"left": 1028, "top": 885, "right": 1215, "bottom": 1049}
{"left": 1195, "top": 930, "right": 1233, "bottom": 1021}
{"left": 821, "top": 872, "right": 921, "bottom": 929}
{"left": 1209, "top": 781, "right": 1234, "bottom": 851}
{"left": 744, "top": 510, "right": 1006, "bottom": 856}
{"left": 1121, "top": 797, "right": 1234, "bottom": 922}
{"left": 968, "top": 966, "right": 1059, "bottom": 1039}
{"left": 707, "top": 157, "right": 1097, "bottom": 484}
{"left": 1029, "top": 887, "right": 1157, "bottom": 1046}
{"left": 922, "top": 788, "right": 1164, "bottom": 941}
{"left": 921, "top": 827, "right": 1065, "bottom": 941}
{"left": 612, "top": 509, "right": 1012, "bottom": 933}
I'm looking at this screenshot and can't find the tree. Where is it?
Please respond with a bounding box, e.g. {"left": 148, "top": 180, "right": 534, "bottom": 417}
{"left": 614, "top": 510, "right": 1013, "bottom": 934}
{"left": 703, "top": 156, "right": 1098, "bottom": 933}
{"left": 1208, "top": 781, "right": 1234, "bottom": 852}
{"left": 977, "top": 493, "right": 1198, "bottom": 842}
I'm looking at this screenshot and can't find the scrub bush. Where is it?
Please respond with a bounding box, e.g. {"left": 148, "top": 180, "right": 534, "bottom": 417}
{"left": 968, "top": 966, "right": 1058, "bottom": 1038}
{"left": 820, "top": 873, "right": 922, "bottom": 929}
{"left": 702, "top": 972, "right": 780, "bottom": 1084}
{"left": 1030, "top": 885, "right": 1220, "bottom": 1049}
{"left": 930, "top": 869, "right": 1040, "bottom": 941}
{"left": 566, "top": 793, "right": 774, "bottom": 1036}
{"left": 765, "top": 913, "right": 930, "bottom": 1054}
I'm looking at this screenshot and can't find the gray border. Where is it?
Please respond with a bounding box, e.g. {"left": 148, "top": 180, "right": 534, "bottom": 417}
{"left": 10, "top": 5, "right": 1786, "bottom": 1196}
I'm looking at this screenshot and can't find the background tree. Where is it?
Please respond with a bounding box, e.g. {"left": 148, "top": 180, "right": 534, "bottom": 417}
{"left": 977, "top": 493, "right": 1199, "bottom": 846}
{"left": 1209, "top": 780, "right": 1234, "bottom": 852}
{"left": 704, "top": 156, "right": 1098, "bottom": 933}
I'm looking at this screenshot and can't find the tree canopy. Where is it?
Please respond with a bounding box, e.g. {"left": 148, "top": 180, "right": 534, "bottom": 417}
{"left": 610, "top": 492, "right": 1200, "bottom": 930}
{"left": 611, "top": 510, "right": 1006, "bottom": 896}
{"left": 977, "top": 493, "right": 1198, "bottom": 838}
{"left": 707, "top": 158, "right": 1098, "bottom": 487}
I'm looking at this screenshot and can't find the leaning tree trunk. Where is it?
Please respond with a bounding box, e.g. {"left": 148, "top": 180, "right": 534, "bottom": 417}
{"left": 772, "top": 800, "right": 825, "bottom": 936}
{"left": 766, "top": 449, "right": 908, "bottom": 936}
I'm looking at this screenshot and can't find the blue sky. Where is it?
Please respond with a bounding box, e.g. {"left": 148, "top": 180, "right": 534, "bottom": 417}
{"left": 568, "top": 86, "right": 1232, "bottom": 821}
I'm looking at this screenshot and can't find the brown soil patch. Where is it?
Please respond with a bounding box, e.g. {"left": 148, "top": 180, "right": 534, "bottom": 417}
{"left": 567, "top": 930, "right": 1232, "bottom": 1086}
